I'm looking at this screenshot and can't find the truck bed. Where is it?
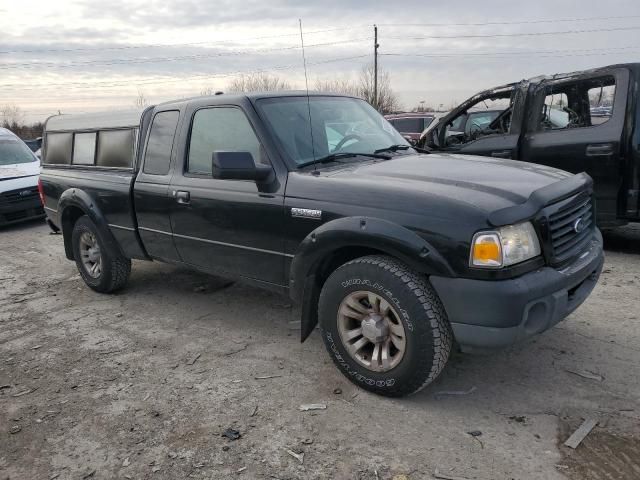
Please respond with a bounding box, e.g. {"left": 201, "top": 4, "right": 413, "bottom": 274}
{"left": 40, "top": 167, "right": 146, "bottom": 260}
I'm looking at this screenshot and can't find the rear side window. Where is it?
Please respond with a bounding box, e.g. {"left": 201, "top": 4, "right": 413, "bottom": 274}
{"left": 143, "top": 111, "right": 179, "bottom": 175}
{"left": 588, "top": 82, "right": 615, "bottom": 125}
{"left": 96, "top": 129, "right": 136, "bottom": 168}
{"left": 72, "top": 132, "right": 96, "bottom": 165}
{"left": 539, "top": 76, "right": 616, "bottom": 131}
{"left": 540, "top": 93, "right": 570, "bottom": 129}
{"left": 44, "top": 132, "right": 73, "bottom": 164}
{"left": 188, "top": 107, "right": 263, "bottom": 175}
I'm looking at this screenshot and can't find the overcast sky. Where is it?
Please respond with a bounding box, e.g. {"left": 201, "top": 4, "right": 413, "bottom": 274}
{"left": 1, "top": 0, "right": 639, "bottom": 122}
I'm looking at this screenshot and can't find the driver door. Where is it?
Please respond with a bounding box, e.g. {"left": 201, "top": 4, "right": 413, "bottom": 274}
{"left": 433, "top": 88, "right": 523, "bottom": 160}
{"left": 521, "top": 69, "right": 630, "bottom": 226}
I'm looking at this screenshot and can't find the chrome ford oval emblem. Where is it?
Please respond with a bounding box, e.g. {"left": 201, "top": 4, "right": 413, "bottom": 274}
{"left": 573, "top": 217, "right": 585, "bottom": 233}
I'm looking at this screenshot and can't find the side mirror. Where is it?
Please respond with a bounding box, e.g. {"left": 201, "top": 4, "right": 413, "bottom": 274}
{"left": 212, "top": 151, "right": 273, "bottom": 182}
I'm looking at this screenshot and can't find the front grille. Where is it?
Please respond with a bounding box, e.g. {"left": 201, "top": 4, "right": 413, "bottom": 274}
{"left": 546, "top": 193, "right": 594, "bottom": 266}
{"left": 0, "top": 206, "right": 44, "bottom": 224}
{"left": 0, "top": 186, "right": 39, "bottom": 205}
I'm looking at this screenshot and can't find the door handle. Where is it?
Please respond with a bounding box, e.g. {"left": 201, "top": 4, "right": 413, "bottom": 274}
{"left": 586, "top": 144, "right": 614, "bottom": 156}
{"left": 173, "top": 190, "right": 190, "bottom": 205}
{"left": 490, "top": 150, "right": 511, "bottom": 158}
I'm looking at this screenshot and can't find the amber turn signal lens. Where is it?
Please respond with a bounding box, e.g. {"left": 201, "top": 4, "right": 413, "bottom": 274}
{"left": 470, "top": 233, "right": 502, "bottom": 267}
{"left": 474, "top": 242, "right": 499, "bottom": 262}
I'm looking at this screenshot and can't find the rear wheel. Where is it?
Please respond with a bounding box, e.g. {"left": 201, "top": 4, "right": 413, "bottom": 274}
{"left": 71, "top": 215, "right": 131, "bottom": 293}
{"left": 318, "top": 255, "right": 452, "bottom": 397}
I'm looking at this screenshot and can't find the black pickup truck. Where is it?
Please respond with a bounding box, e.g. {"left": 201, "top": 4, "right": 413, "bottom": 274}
{"left": 419, "top": 63, "right": 640, "bottom": 229}
{"left": 40, "top": 92, "right": 603, "bottom": 397}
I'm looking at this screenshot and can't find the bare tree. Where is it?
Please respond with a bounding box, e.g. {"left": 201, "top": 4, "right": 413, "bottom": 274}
{"left": 227, "top": 72, "right": 291, "bottom": 93}
{"left": 1, "top": 104, "right": 24, "bottom": 128}
{"left": 315, "top": 65, "right": 402, "bottom": 114}
{"left": 314, "top": 78, "right": 360, "bottom": 97}
{"left": 1, "top": 105, "right": 43, "bottom": 138}
{"left": 314, "top": 65, "right": 401, "bottom": 114}
{"left": 358, "top": 64, "right": 401, "bottom": 114}
{"left": 410, "top": 101, "right": 435, "bottom": 113}
{"left": 134, "top": 90, "right": 149, "bottom": 108}
{"left": 200, "top": 86, "right": 224, "bottom": 96}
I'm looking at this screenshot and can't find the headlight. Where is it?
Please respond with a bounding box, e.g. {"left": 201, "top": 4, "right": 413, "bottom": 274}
{"left": 470, "top": 221, "right": 541, "bottom": 268}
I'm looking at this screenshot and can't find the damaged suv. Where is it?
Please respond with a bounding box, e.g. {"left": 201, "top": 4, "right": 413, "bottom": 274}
{"left": 420, "top": 63, "right": 640, "bottom": 229}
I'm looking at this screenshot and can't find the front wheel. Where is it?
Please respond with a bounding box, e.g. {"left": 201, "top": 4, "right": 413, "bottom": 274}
{"left": 71, "top": 215, "right": 131, "bottom": 293}
{"left": 318, "top": 255, "right": 452, "bottom": 397}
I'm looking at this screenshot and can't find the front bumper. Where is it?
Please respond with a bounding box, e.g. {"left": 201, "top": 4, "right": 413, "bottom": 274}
{"left": 430, "top": 229, "right": 604, "bottom": 352}
{"left": 0, "top": 192, "right": 44, "bottom": 226}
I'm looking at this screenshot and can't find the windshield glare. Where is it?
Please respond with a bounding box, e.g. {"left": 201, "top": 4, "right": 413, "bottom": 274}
{"left": 257, "top": 96, "right": 409, "bottom": 167}
{"left": 0, "top": 138, "right": 36, "bottom": 166}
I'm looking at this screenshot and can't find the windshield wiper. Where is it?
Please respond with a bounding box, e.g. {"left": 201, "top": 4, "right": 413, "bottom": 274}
{"left": 374, "top": 144, "right": 431, "bottom": 154}
{"left": 298, "top": 152, "right": 391, "bottom": 169}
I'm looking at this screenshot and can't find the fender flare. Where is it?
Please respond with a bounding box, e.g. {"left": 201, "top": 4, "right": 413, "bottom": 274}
{"left": 58, "top": 188, "right": 125, "bottom": 261}
{"left": 289, "top": 216, "right": 455, "bottom": 341}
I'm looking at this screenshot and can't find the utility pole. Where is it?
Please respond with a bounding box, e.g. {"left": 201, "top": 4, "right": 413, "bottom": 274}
{"left": 373, "top": 24, "right": 379, "bottom": 111}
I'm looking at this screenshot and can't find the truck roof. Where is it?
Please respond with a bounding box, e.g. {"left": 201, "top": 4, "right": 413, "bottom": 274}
{"left": 153, "top": 90, "right": 359, "bottom": 107}
{"left": 44, "top": 92, "right": 361, "bottom": 133}
{"left": 45, "top": 108, "right": 146, "bottom": 132}
{"left": 470, "top": 62, "right": 640, "bottom": 98}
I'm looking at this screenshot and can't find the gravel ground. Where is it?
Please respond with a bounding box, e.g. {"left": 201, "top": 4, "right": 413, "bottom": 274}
{"left": 1, "top": 220, "right": 639, "bottom": 480}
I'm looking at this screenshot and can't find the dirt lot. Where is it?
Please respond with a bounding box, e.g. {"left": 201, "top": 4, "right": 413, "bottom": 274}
{"left": 1, "top": 220, "right": 640, "bottom": 480}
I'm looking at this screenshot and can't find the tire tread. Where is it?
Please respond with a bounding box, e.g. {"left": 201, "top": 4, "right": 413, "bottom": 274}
{"left": 72, "top": 216, "right": 131, "bottom": 293}
{"left": 322, "top": 254, "right": 452, "bottom": 396}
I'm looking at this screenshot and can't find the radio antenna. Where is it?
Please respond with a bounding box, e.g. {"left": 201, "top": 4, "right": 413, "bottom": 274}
{"left": 299, "top": 19, "right": 317, "bottom": 166}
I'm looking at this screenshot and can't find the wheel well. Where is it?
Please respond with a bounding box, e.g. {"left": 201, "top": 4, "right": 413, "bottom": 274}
{"left": 61, "top": 206, "right": 86, "bottom": 260}
{"left": 314, "top": 246, "right": 386, "bottom": 292}
{"left": 299, "top": 245, "right": 418, "bottom": 342}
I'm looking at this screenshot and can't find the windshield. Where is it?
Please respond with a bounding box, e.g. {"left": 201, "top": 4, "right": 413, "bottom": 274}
{"left": 256, "top": 96, "right": 409, "bottom": 167}
{"left": 0, "top": 137, "right": 36, "bottom": 166}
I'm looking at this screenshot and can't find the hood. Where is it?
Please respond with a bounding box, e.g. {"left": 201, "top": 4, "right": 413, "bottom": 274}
{"left": 285, "top": 153, "right": 582, "bottom": 277}
{"left": 302, "top": 153, "right": 573, "bottom": 215}
{"left": 0, "top": 160, "right": 40, "bottom": 181}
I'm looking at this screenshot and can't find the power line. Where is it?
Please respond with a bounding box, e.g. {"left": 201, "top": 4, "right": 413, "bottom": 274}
{"left": 0, "top": 54, "right": 371, "bottom": 92}
{"left": 0, "top": 26, "right": 369, "bottom": 55}
{"left": 0, "top": 38, "right": 371, "bottom": 70}
{"left": 1, "top": 112, "right": 57, "bottom": 116}
{"left": 380, "top": 45, "right": 639, "bottom": 58}
{"left": 377, "top": 14, "right": 640, "bottom": 27}
{"left": 4, "top": 24, "right": 635, "bottom": 71}
{"left": 4, "top": 43, "right": 636, "bottom": 93}
{"left": 386, "top": 25, "right": 640, "bottom": 40}
{"left": 3, "top": 14, "right": 638, "bottom": 56}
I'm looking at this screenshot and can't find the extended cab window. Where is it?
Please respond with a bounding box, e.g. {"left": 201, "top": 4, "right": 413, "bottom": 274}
{"left": 188, "top": 107, "right": 263, "bottom": 175}
{"left": 96, "top": 129, "right": 136, "bottom": 168}
{"left": 72, "top": 132, "right": 96, "bottom": 165}
{"left": 539, "top": 76, "right": 616, "bottom": 131}
{"left": 143, "top": 111, "right": 179, "bottom": 176}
